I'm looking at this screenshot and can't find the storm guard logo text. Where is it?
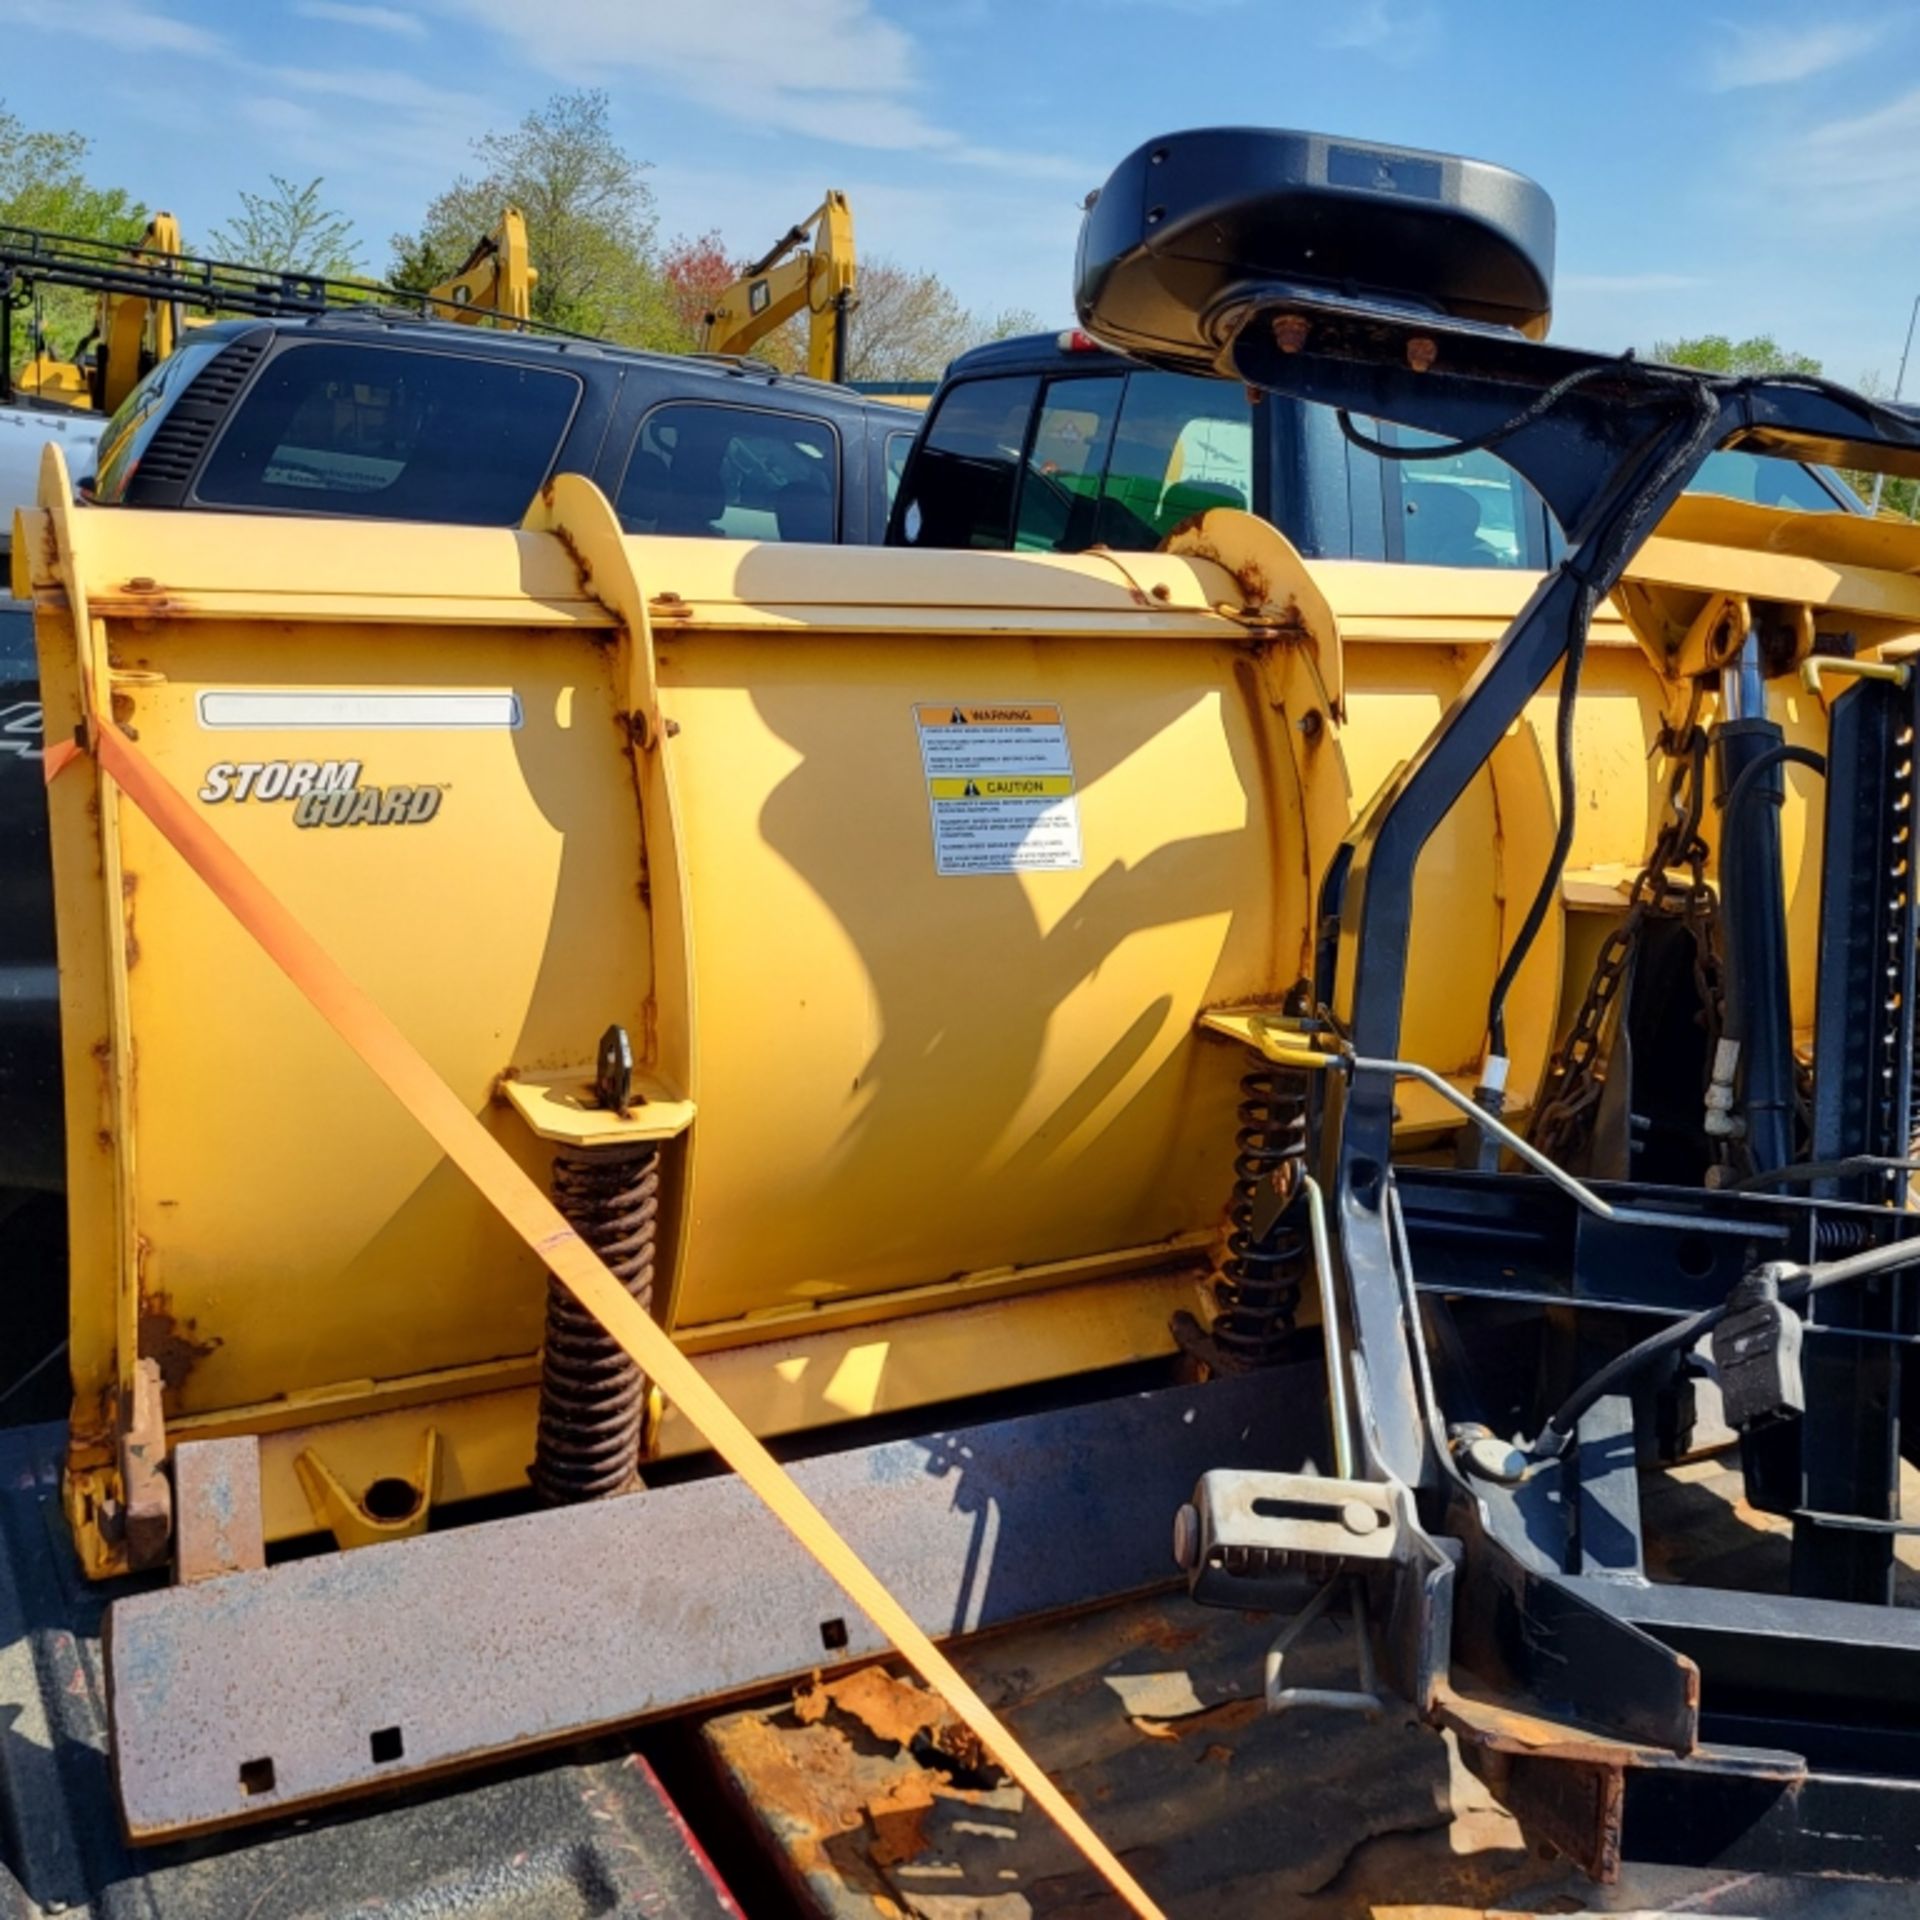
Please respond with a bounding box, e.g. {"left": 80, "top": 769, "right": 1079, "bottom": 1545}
{"left": 197, "top": 759, "right": 444, "bottom": 827}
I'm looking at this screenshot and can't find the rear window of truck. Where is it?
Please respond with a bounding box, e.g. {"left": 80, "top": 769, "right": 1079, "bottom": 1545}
{"left": 895, "top": 373, "right": 1039, "bottom": 548}
{"left": 193, "top": 343, "right": 583, "bottom": 525}
{"left": 899, "top": 369, "right": 1255, "bottom": 554}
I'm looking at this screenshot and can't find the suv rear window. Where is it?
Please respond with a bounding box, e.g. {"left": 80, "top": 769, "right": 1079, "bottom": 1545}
{"left": 618, "top": 402, "right": 838, "bottom": 541}
{"left": 194, "top": 343, "right": 582, "bottom": 524}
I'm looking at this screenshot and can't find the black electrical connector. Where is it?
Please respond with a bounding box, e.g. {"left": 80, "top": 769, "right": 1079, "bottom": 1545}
{"left": 1709, "top": 1267, "right": 1805, "bottom": 1432}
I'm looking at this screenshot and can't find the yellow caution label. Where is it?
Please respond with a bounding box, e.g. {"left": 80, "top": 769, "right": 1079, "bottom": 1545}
{"left": 928, "top": 774, "right": 1075, "bottom": 801}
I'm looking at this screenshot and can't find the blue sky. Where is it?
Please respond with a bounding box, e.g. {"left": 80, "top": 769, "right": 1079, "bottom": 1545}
{"left": 6, "top": 0, "right": 1919, "bottom": 384}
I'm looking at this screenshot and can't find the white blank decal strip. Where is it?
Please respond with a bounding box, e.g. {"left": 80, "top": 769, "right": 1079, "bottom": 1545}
{"left": 197, "top": 691, "right": 523, "bottom": 731}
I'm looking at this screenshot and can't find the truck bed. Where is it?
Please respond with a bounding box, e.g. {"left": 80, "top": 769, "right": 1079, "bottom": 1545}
{"left": 6, "top": 1411, "right": 1909, "bottom": 1919}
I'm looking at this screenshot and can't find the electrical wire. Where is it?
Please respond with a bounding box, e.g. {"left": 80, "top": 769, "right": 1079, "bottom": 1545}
{"left": 1488, "top": 372, "right": 1724, "bottom": 1056}
{"left": 0, "top": 1340, "right": 67, "bottom": 1416}
{"left": 1729, "top": 1155, "right": 1920, "bottom": 1194}
{"left": 1530, "top": 1233, "right": 1920, "bottom": 1458}
{"left": 1720, "top": 744, "right": 1828, "bottom": 831}
{"left": 1343, "top": 353, "right": 1724, "bottom": 1057}
{"left": 1333, "top": 357, "right": 1639, "bottom": 464}
{"left": 1486, "top": 583, "right": 1593, "bottom": 1058}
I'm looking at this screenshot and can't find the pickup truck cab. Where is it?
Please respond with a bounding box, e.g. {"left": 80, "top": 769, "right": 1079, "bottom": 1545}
{"left": 887, "top": 330, "right": 1861, "bottom": 561}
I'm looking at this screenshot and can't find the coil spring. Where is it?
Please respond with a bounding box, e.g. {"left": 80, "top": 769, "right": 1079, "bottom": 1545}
{"left": 530, "top": 1144, "right": 661, "bottom": 1504}
{"left": 1206, "top": 1066, "right": 1312, "bottom": 1371}
{"left": 1815, "top": 1215, "right": 1876, "bottom": 1258}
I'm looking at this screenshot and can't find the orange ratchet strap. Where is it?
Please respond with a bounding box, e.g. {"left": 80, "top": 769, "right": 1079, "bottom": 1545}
{"left": 74, "top": 717, "right": 1166, "bottom": 1920}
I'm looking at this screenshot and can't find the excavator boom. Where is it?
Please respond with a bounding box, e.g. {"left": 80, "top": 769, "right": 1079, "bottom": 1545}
{"left": 701, "top": 191, "right": 855, "bottom": 382}
{"left": 424, "top": 207, "right": 536, "bottom": 326}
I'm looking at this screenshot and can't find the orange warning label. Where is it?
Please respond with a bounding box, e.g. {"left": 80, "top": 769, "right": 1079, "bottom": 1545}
{"left": 916, "top": 704, "right": 1063, "bottom": 728}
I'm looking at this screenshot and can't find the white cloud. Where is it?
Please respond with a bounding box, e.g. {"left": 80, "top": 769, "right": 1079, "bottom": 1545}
{"left": 420, "top": 0, "right": 1085, "bottom": 174}
{"left": 1706, "top": 17, "right": 1884, "bottom": 90}
{"left": 1560, "top": 272, "right": 1710, "bottom": 294}
{"left": 294, "top": 1, "right": 428, "bottom": 37}
{"left": 263, "top": 62, "right": 487, "bottom": 113}
{"left": 0, "top": 0, "right": 224, "bottom": 54}
{"left": 1785, "top": 84, "right": 1920, "bottom": 222}
{"left": 1319, "top": 0, "right": 1440, "bottom": 65}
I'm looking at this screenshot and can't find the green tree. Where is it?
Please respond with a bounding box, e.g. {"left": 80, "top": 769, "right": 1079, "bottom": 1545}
{"left": 0, "top": 102, "right": 147, "bottom": 366}
{"left": 1652, "top": 333, "right": 1824, "bottom": 378}
{"left": 0, "top": 104, "right": 145, "bottom": 240}
{"left": 839, "top": 260, "right": 1039, "bottom": 383}
{"left": 206, "top": 175, "right": 362, "bottom": 278}
{"left": 391, "top": 90, "right": 672, "bottom": 344}
{"left": 1841, "top": 370, "right": 1919, "bottom": 521}
{"left": 1654, "top": 333, "right": 1916, "bottom": 520}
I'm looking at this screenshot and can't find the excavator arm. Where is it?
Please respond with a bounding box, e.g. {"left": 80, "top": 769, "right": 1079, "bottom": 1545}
{"left": 701, "top": 192, "right": 855, "bottom": 383}
{"left": 96, "top": 213, "right": 181, "bottom": 412}
{"left": 424, "top": 208, "right": 536, "bottom": 327}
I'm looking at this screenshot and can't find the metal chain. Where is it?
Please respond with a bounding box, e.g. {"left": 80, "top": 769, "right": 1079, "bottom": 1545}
{"left": 1532, "top": 713, "right": 1723, "bottom": 1165}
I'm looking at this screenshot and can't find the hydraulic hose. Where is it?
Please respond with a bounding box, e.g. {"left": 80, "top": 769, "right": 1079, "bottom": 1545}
{"left": 1530, "top": 1232, "right": 1920, "bottom": 1459}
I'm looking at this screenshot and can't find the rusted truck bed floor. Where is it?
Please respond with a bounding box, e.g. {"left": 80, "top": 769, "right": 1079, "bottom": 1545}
{"left": 701, "top": 1445, "right": 1920, "bottom": 1919}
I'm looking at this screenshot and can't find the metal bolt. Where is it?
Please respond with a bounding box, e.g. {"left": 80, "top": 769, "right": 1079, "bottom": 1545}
{"left": 1462, "top": 1435, "right": 1529, "bottom": 1484}
{"left": 1172, "top": 1502, "right": 1200, "bottom": 1570}
{"left": 1340, "top": 1500, "right": 1383, "bottom": 1534}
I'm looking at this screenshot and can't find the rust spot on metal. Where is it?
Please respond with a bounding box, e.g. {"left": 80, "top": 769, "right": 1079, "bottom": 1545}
{"left": 550, "top": 521, "right": 593, "bottom": 585}
{"left": 714, "top": 1712, "right": 872, "bottom": 1885}
{"left": 709, "top": 1670, "right": 1024, "bottom": 1905}
{"left": 1273, "top": 314, "right": 1311, "bottom": 354}
{"left": 1407, "top": 336, "right": 1439, "bottom": 373}
{"left": 1430, "top": 1678, "right": 1795, "bottom": 1888}
{"left": 138, "top": 1287, "right": 222, "bottom": 1394}
{"left": 91, "top": 594, "right": 184, "bottom": 619}
{"left": 125, "top": 576, "right": 158, "bottom": 593}
{"left": 794, "top": 1665, "right": 991, "bottom": 1776}
{"left": 117, "top": 1356, "right": 173, "bottom": 1571}
{"left": 1135, "top": 1694, "right": 1264, "bottom": 1743}
{"left": 121, "top": 870, "right": 140, "bottom": 969}
{"left": 1129, "top": 1617, "right": 1205, "bottom": 1655}
{"left": 864, "top": 1774, "right": 935, "bottom": 1868}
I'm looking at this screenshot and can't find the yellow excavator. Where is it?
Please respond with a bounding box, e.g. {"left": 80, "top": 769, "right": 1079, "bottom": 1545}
{"left": 10, "top": 212, "right": 186, "bottom": 413}
{"left": 3, "top": 208, "right": 537, "bottom": 413}
{"left": 421, "top": 206, "right": 536, "bottom": 327}
{"left": 700, "top": 191, "right": 856, "bottom": 382}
